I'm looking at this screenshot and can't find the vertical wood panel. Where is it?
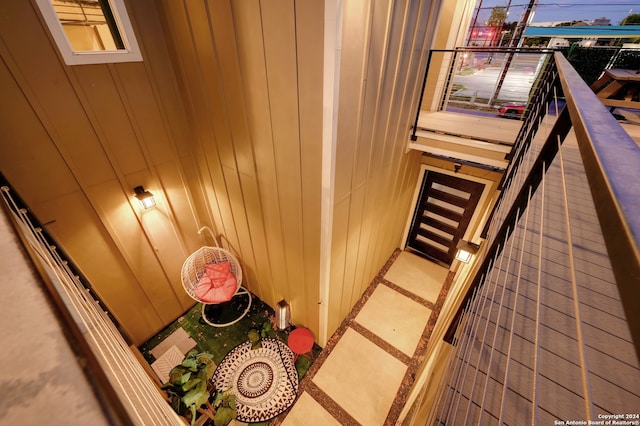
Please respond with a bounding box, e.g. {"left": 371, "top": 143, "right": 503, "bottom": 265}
{"left": 72, "top": 65, "right": 147, "bottom": 176}
{"left": 366, "top": 0, "right": 429, "bottom": 290}
{"left": 347, "top": 0, "right": 396, "bottom": 307}
{"left": 384, "top": 0, "right": 431, "bottom": 258}
{"left": 369, "top": 0, "right": 417, "bottom": 269}
{"left": 237, "top": 171, "right": 270, "bottom": 301}
{"left": 157, "top": 0, "right": 227, "bottom": 252}
{"left": 334, "top": 0, "right": 371, "bottom": 202}
{"left": 152, "top": 161, "right": 202, "bottom": 308}
{"left": 63, "top": 58, "right": 191, "bottom": 325}
{"left": 261, "top": 0, "right": 306, "bottom": 318}
{"left": 341, "top": 184, "right": 366, "bottom": 319}
{"left": 323, "top": 0, "right": 436, "bottom": 338}
{"left": 206, "top": 0, "right": 260, "bottom": 295}
{"left": 231, "top": 0, "right": 282, "bottom": 305}
{"left": 0, "top": 60, "right": 78, "bottom": 204}
{"left": 330, "top": 0, "right": 373, "bottom": 332}
{"left": 127, "top": 0, "right": 210, "bottom": 266}
{"left": 126, "top": 0, "right": 194, "bottom": 160}
{"left": 209, "top": 0, "right": 255, "bottom": 177}
{"left": 110, "top": 65, "right": 176, "bottom": 166}
{"left": 352, "top": 0, "right": 390, "bottom": 190}
{"left": 180, "top": 0, "right": 240, "bottom": 258}
{"left": 295, "top": 0, "right": 324, "bottom": 332}
{"left": 89, "top": 179, "right": 183, "bottom": 322}
{"left": 329, "top": 197, "right": 350, "bottom": 334}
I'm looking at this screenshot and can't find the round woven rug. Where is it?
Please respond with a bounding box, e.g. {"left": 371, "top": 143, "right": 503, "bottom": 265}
{"left": 213, "top": 338, "right": 298, "bottom": 422}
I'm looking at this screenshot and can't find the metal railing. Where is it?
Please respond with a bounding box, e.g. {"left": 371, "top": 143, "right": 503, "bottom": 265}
{"left": 0, "top": 182, "right": 183, "bottom": 426}
{"left": 410, "top": 47, "right": 556, "bottom": 141}
{"left": 425, "top": 52, "right": 640, "bottom": 424}
{"left": 411, "top": 46, "right": 640, "bottom": 142}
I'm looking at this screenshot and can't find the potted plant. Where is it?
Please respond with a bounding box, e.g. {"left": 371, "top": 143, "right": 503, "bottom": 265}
{"left": 162, "top": 350, "right": 236, "bottom": 426}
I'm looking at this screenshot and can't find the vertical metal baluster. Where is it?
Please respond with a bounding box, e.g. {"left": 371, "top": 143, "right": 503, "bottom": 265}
{"left": 437, "top": 293, "right": 477, "bottom": 425}
{"left": 462, "top": 249, "right": 504, "bottom": 424}
{"left": 531, "top": 161, "right": 546, "bottom": 426}
{"left": 556, "top": 135, "right": 594, "bottom": 419}
{"left": 449, "top": 267, "right": 496, "bottom": 425}
{"left": 430, "top": 309, "right": 469, "bottom": 426}
{"left": 478, "top": 217, "right": 518, "bottom": 424}
{"left": 498, "top": 186, "right": 533, "bottom": 424}
{"left": 444, "top": 285, "right": 482, "bottom": 425}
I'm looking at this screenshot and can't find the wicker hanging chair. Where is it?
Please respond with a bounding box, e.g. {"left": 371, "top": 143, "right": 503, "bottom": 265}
{"left": 181, "top": 226, "right": 252, "bottom": 327}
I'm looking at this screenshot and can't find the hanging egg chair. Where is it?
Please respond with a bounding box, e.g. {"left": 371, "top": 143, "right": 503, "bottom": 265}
{"left": 181, "top": 226, "right": 252, "bottom": 327}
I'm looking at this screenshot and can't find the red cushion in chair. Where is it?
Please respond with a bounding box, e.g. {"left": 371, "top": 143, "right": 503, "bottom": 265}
{"left": 194, "top": 261, "right": 238, "bottom": 303}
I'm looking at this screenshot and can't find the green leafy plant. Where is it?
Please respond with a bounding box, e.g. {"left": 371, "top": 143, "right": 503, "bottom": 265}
{"left": 247, "top": 329, "right": 262, "bottom": 349}
{"left": 248, "top": 321, "right": 275, "bottom": 350}
{"left": 210, "top": 389, "right": 236, "bottom": 426}
{"left": 162, "top": 350, "right": 236, "bottom": 426}
{"left": 260, "top": 320, "right": 273, "bottom": 338}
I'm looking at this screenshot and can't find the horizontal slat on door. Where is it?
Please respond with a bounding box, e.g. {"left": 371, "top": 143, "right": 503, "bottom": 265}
{"left": 416, "top": 227, "right": 453, "bottom": 247}
{"left": 423, "top": 202, "right": 463, "bottom": 223}
{"left": 422, "top": 216, "right": 458, "bottom": 236}
{"left": 428, "top": 187, "right": 470, "bottom": 208}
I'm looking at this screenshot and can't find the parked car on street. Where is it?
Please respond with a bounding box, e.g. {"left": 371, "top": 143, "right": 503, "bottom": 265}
{"left": 497, "top": 102, "right": 526, "bottom": 119}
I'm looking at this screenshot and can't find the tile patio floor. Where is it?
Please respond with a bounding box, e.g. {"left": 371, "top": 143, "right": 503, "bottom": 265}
{"left": 276, "top": 249, "right": 453, "bottom": 426}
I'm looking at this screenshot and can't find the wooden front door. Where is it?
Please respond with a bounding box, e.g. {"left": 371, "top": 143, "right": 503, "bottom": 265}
{"left": 407, "top": 171, "right": 484, "bottom": 265}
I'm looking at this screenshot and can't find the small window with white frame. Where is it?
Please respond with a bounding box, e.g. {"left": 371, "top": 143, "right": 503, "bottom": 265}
{"left": 35, "top": 0, "right": 142, "bottom": 65}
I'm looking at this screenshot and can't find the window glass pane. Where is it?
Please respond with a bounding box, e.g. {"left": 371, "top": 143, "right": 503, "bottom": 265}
{"left": 51, "top": 0, "right": 124, "bottom": 52}
{"left": 35, "top": 0, "right": 142, "bottom": 64}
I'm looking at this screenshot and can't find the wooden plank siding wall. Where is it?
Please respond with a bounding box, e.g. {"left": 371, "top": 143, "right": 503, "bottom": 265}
{"left": 325, "top": 0, "right": 439, "bottom": 336}
{"left": 156, "top": 0, "right": 324, "bottom": 338}
{"left": 156, "top": 0, "right": 442, "bottom": 342}
{"left": 0, "top": 0, "right": 442, "bottom": 346}
{"left": 0, "top": 0, "right": 198, "bottom": 345}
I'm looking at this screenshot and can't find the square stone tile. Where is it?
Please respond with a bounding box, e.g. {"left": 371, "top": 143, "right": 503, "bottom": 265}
{"left": 312, "top": 328, "right": 406, "bottom": 426}
{"left": 355, "top": 285, "right": 431, "bottom": 356}
{"left": 384, "top": 251, "right": 448, "bottom": 303}
{"left": 282, "top": 392, "right": 341, "bottom": 426}
{"left": 150, "top": 327, "right": 196, "bottom": 359}
{"left": 151, "top": 345, "right": 184, "bottom": 383}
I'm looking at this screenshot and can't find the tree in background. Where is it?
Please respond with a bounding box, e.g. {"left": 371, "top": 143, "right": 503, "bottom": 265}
{"left": 487, "top": 7, "right": 507, "bottom": 46}
{"left": 487, "top": 6, "right": 507, "bottom": 27}
{"left": 620, "top": 13, "right": 640, "bottom": 25}
{"left": 499, "top": 21, "right": 517, "bottom": 46}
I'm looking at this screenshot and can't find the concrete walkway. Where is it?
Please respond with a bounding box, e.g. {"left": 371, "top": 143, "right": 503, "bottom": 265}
{"left": 279, "top": 249, "right": 452, "bottom": 426}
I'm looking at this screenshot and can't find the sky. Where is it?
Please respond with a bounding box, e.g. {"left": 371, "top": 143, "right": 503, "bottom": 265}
{"left": 475, "top": 1, "right": 640, "bottom": 25}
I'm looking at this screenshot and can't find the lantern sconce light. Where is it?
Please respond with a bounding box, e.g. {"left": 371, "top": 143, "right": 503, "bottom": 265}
{"left": 275, "top": 299, "right": 291, "bottom": 330}
{"left": 133, "top": 186, "right": 156, "bottom": 209}
{"left": 455, "top": 240, "right": 480, "bottom": 263}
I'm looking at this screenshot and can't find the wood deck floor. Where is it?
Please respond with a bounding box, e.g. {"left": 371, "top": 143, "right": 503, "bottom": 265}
{"left": 416, "top": 111, "right": 523, "bottom": 145}
{"left": 409, "top": 111, "right": 524, "bottom": 170}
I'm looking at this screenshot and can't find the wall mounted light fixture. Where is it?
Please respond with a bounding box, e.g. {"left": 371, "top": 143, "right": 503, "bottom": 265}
{"left": 455, "top": 240, "right": 480, "bottom": 263}
{"left": 133, "top": 186, "right": 155, "bottom": 209}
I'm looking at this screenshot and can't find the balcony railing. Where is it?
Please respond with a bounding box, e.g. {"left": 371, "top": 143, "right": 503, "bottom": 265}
{"left": 411, "top": 46, "right": 640, "bottom": 140}
{"left": 406, "top": 51, "right": 640, "bottom": 424}
{"left": 0, "top": 182, "right": 183, "bottom": 426}
{"left": 411, "top": 47, "right": 555, "bottom": 131}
